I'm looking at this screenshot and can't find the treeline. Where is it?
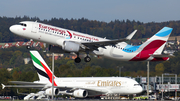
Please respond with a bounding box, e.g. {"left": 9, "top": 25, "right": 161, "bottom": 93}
{"left": 0, "top": 46, "right": 180, "bottom": 95}
{"left": 0, "top": 46, "right": 179, "bottom": 78}
{"left": 0, "top": 16, "right": 180, "bottom": 42}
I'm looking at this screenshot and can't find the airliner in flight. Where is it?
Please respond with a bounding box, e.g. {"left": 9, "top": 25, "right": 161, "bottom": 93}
{"left": 2, "top": 51, "right": 143, "bottom": 98}
{"left": 9, "top": 21, "right": 173, "bottom": 63}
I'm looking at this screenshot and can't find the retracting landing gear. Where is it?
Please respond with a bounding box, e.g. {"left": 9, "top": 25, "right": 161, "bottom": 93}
{"left": 84, "top": 51, "right": 91, "bottom": 62}
{"left": 74, "top": 51, "right": 91, "bottom": 63}
{"left": 75, "top": 57, "right": 81, "bottom": 63}
{"left": 26, "top": 39, "right": 33, "bottom": 49}
{"left": 74, "top": 53, "right": 81, "bottom": 63}
{"left": 84, "top": 55, "right": 91, "bottom": 62}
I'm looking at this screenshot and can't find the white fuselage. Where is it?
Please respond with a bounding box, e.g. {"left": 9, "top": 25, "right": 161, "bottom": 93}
{"left": 51, "top": 77, "right": 142, "bottom": 96}
{"left": 9, "top": 21, "right": 141, "bottom": 61}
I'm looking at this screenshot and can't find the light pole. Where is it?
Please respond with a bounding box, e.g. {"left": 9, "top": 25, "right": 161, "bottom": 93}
{"left": 119, "top": 66, "right": 123, "bottom": 77}
{"left": 161, "top": 74, "right": 164, "bottom": 101}
{"left": 52, "top": 53, "right": 54, "bottom": 101}
{"left": 147, "top": 61, "right": 149, "bottom": 99}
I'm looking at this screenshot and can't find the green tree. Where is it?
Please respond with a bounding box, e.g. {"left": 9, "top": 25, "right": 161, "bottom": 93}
{"left": 0, "top": 68, "right": 11, "bottom": 95}
{"left": 155, "top": 63, "right": 165, "bottom": 75}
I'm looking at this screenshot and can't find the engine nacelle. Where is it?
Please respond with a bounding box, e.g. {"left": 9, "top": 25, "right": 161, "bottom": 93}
{"left": 45, "top": 88, "right": 59, "bottom": 96}
{"left": 62, "top": 41, "right": 80, "bottom": 52}
{"left": 50, "top": 41, "right": 80, "bottom": 53}
{"left": 49, "top": 45, "right": 65, "bottom": 53}
{"left": 73, "top": 89, "right": 88, "bottom": 98}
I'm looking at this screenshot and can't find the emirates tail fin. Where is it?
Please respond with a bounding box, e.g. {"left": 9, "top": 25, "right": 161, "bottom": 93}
{"left": 30, "top": 51, "right": 57, "bottom": 86}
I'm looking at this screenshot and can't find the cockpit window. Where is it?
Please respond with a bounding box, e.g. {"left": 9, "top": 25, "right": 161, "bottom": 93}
{"left": 134, "top": 84, "right": 140, "bottom": 86}
{"left": 20, "top": 23, "right": 27, "bottom": 27}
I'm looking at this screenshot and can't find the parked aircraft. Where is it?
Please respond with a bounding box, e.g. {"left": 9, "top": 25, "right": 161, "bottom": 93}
{"left": 2, "top": 50, "right": 143, "bottom": 98}
{"left": 9, "top": 21, "right": 173, "bottom": 63}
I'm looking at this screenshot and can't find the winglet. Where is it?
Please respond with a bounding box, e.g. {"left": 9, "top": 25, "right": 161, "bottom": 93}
{"left": 126, "top": 30, "right": 137, "bottom": 40}
{"left": 1, "top": 84, "right": 5, "bottom": 89}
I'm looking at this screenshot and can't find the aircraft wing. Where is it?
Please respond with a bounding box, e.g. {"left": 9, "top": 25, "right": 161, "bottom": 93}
{"left": 17, "top": 89, "right": 31, "bottom": 95}
{"left": 81, "top": 30, "right": 137, "bottom": 50}
{"left": 2, "top": 83, "right": 108, "bottom": 95}
{"left": 56, "top": 86, "right": 107, "bottom": 94}
{"left": 9, "top": 81, "right": 45, "bottom": 85}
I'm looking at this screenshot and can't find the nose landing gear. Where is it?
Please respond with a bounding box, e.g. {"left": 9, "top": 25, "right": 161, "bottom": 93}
{"left": 26, "top": 39, "right": 33, "bottom": 49}
{"left": 26, "top": 45, "right": 31, "bottom": 49}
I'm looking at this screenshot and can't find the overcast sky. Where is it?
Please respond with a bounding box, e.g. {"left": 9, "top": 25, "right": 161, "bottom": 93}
{"left": 1, "top": 0, "right": 180, "bottom": 23}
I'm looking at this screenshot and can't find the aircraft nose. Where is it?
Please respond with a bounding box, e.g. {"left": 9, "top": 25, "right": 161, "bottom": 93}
{"left": 9, "top": 25, "right": 16, "bottom": 33}
{"left": 9, "top": 25, "right": 23, "bottom": 36}
{"left": 138, "top": 86, "right": 143, "bottom": 93}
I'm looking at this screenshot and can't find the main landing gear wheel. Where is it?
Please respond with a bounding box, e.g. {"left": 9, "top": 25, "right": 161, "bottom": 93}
{"left": 84, "top": 56, "right": 91, "bottom": 62}
{"left": 74, "top": 57, "right": 81, "bottom": 63}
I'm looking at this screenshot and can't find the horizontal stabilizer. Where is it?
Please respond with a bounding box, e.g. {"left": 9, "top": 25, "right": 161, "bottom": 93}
{"left": 151, "top": 54, "right": 174, "bottom": 58}
{"left": 1, "top": 84, "right": 5, "bottom": 89}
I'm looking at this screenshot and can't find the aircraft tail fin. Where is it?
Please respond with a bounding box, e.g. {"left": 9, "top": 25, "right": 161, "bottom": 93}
{"left": 30, "top": 50, "right": 57, "bottom": 86}
{"left": 130, "top": 27, "right": 173, "bottom": 61}
{"left": 142, "top": 27, "right": 173, "bottom": 54}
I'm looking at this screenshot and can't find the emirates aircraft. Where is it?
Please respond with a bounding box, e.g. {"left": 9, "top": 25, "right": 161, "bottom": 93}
{"left": 2, "top": 51, "right": 143, "bottom": 98}
{"left": 9, "top": 21, "right": 173, "bottom": 63}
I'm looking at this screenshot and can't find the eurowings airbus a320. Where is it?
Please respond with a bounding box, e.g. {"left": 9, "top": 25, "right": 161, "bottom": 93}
{"left": 2, "top": 50, "right": 143, "bottom": 98}
{"left": 9, "top": 21, "right": 173, "bottom": 63}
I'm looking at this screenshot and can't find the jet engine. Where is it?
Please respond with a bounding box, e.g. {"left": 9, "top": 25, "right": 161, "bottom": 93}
{"left": 73, "top": 89, "right": 88, "bottom": 98}
{"left": 62, "top": 41, "right": 80, "bottom": 52}
{"left": 45, "top": 88, "right": 59, "bottom": 95}
{"left": 49, "top": 41, "right": 80, "bottom": 53}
